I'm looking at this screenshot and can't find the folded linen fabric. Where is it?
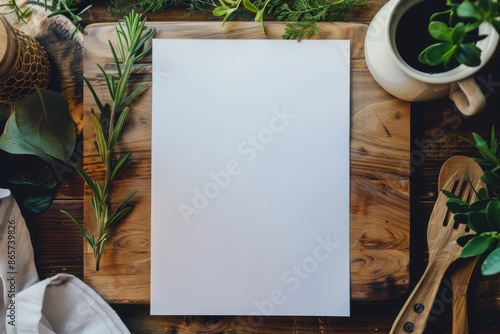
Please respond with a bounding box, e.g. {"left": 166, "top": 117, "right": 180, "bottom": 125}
{"left": 0, "top": 189, "right": 130, "bottom": 333}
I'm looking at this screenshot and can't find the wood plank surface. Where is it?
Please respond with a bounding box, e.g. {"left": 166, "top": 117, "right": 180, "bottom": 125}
{"left": 83, "top": 21, "right": 410, "bottom": 303}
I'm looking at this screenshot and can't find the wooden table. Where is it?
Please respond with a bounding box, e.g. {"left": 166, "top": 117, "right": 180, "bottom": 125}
{"left": 15, "top": 0, "right": 500, "bottom": 332}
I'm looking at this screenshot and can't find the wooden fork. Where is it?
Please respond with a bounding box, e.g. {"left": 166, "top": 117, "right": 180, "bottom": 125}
{"left": 438, "top": 156, "right": 484, "bottom": 334}
{"left": 389, "top": 164, "right": 482, "bottom": 334}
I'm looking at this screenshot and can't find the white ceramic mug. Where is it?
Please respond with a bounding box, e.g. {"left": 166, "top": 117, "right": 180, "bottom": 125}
{"left": 365, "top": 0, "right": 499, "bottom": 116}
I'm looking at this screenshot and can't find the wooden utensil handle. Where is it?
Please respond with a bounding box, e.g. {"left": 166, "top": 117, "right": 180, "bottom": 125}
{"left": 390, "top": 262, "right": 448, "bottom": 334}
{"left": 451, "top": 257, "right": 477, "bottom": 334}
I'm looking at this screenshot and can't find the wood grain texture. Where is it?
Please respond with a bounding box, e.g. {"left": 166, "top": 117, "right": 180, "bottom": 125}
{"left": 83, "top": 21, "right": 410, "bottom": 303}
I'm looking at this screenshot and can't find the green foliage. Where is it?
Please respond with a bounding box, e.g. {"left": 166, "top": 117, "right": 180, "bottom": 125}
{"left": 420, "top": 0, "right": 500, "bottom": 69}
{"left": 108, "top": 0, "right": 215, "bottom": 14}
{"left": 271, "top": 0, "right": 367, "bottom": 38}
{"left": 211, "top": 0, "right": 367, "bottom": 36}
{"left": 0, "top": 89, "right": 76, "bottom": 214}
{"left": 61, "top": 11, "right": 155, "bottom": 271}
{"left": 281, "top": 21, "right": 321, "bottom": 40}
{"left": 213, "top": 0, "right": 271, "bottom": 31}
{"left": 444, "top": 126, "right": 500, "bottom": 276}
{"left": 2, "top": 0, "right": 91, "bottom": 38}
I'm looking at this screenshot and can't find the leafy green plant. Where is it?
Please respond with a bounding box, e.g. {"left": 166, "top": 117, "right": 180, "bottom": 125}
{"left": 0, "top": 88, "right": 76, "bottom": 214}
{"left": 60, "top": 10, "right": 155, "bottom": 271}
{"left": 419, "top": 0, "right": 500, "bottom": 69}
{"left": 444, "top": 127, "right": 500, "bottom": 276}
{"left": 212, "top": 0, "right": 367, "bottom": 35}
{"left": 213, "top": 0, "right": 271, "bottom": 31}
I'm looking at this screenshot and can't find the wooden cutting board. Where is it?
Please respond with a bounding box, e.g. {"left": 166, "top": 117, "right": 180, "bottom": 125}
{"left": 83, "top": 21, "right": 410, "bottom": 303}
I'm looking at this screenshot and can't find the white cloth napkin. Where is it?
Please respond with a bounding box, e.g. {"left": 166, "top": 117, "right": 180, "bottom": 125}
{"left": 0, "top": 189, "right": 130, "bottom": 334}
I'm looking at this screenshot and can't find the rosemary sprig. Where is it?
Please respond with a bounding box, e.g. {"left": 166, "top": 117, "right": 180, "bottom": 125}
{"left": 61, "top": 10, "right": 155, "bottom": 271}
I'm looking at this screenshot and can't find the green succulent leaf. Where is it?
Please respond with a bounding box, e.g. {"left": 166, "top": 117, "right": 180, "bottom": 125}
{"left": 456, "top": 43, "right": 482, "bottom": 67}
{"left": 486, "top": 199, "right": 500, "bottom": 230}
{"left": 213, "top": 5, "right": 229, "bottom": 16}
{"left": 477, "top": 187, "right": 489, "bottom": 200}
{"left": 457, "top": 0, "right": 482, "bottom": 19}
{"left": 428, "top": 21, "right": 451, "bottom": 41}
{"left": 451, "top": 22, "right": 466, "bottom": 44}
{"left": 468, "top": 211, "right": 490, "bottom": 233}
{"left": 481, "top": 170, "right": 500, "bottom": 188}
{"left": 446, "top": 197, "right": 471, "bottom": 213}
{"left": 462, "top": 234, "right": 495, "bottom": 257}
{"left": 470, "top": 197, "right": 490, "bottom": 210}
{"left": 419, "top": 42, "right": 454, "bottom": 66}
{"left": 481, "top": 247, "right": 500, "bottom": 275}
{"left": 243, "top": 0, "right": 258, "bottom": 13}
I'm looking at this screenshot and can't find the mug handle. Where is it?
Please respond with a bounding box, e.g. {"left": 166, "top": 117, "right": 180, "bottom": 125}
{"left": 448, "top": 78, "right": 486, "bottom": 117}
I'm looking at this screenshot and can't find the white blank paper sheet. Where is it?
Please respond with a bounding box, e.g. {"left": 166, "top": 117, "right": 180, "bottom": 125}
{"left": 151, "top": 39, "right": 350, "bottom": 317}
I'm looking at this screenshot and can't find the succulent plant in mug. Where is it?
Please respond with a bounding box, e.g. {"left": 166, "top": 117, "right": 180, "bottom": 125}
{"left": 419, "top": 0, "right": 500, "bottom": 69}
{"left": 444, "top": 127, "right": 500, "bottom": 276}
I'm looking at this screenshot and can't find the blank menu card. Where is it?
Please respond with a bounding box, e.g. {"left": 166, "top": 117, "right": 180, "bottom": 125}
{"left": 151, "top": 38, "right": 351, "bottom": 317}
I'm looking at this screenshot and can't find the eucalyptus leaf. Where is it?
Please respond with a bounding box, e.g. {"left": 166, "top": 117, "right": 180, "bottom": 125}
{"left": 15, "top": 89, "right": 75, "bottom": 162}
{"left": 0, "top": 113, "right": 53, "bottom": 162}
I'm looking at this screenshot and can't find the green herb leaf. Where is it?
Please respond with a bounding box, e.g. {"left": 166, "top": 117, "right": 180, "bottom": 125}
{"left": 428, "top": 21, "right": 451, "bottom": 41}
{"left": 451, "top": 22, "right": 466, "bottom": 44}
{"left": 486, "top": 199, "right": 500, "bottom": 230}
{"left": 243, "top": 0, "right": 258, "bottom": 13}
{"left": 456, "top": 43, "right": 482, "bottom": 67}
{"left": 462, "top": 234, "right": 495, "bottom": 257}
{"left": 457, "top": 0, "right": 482, "bottom": 19}
{"left": 481, "top": 246, "right": 500, "bottom": 275}
{"left": 419, "top": 42, "right": 455, "bottom": 66}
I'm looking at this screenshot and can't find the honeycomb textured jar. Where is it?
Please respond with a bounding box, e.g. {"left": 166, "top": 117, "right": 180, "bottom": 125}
{"left": 0, "top": 14, "right": 50, "bottom": 104}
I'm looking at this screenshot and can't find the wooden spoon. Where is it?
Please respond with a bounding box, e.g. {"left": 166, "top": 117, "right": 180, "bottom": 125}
{"left": 389, "top": 156, "right": 483, "bottom": 334}
{"left": 438, "top": 156, "right": 483, "bottom": 334}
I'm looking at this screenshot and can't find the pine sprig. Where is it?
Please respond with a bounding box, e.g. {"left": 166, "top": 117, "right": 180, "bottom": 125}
{"left": 61, "top": 10, "right": 155, "bottom": 271}
{"left": 282, "top": 21, "right": 321, "bottom": 40}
